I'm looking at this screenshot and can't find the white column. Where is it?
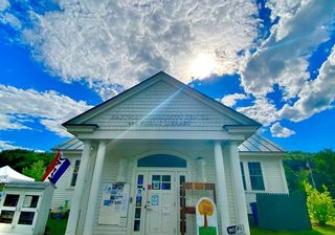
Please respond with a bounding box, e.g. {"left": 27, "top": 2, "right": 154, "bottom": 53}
{"left": 227, "top": 142, "right": 250, "bottom": 235}
{"left": 196, "top": 157, "right": 207, "bottom": 182}
{"left": 65, "top": 140, "right": 92, "bottom": 235}
{"left": 214, "top": 141, "right": 230, "bottom": 235}
{"left": 83, "top": 141, "right": 107, "bottom": 235}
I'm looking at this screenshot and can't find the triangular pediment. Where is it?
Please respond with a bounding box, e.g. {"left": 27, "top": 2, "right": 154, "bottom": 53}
{"left": 63, "top": 72, "right": 260, "bottom": 131}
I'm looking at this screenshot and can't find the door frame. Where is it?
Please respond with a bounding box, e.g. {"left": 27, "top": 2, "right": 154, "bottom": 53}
{"left": 131, "top": 167, "right": 190, "bottom": 235}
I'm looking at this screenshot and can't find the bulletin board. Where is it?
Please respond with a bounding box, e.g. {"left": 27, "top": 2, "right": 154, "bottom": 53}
{"left": 98, "top": 183, "right": 130, "bottom": 225}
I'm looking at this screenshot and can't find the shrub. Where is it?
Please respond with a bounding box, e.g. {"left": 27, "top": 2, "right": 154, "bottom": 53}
{"left": 305, "top": 182, "right": 335, "bottom": 225}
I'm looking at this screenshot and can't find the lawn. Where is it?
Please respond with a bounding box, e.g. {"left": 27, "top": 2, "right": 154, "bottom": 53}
{"left": 251, "top": 223, "right": 335, "bottom": 235}
{"left": 45, "top": 217, "right": 335, "bottom": 235}
{"left": 45, "top": 217, "right": 67, "bottom": 235}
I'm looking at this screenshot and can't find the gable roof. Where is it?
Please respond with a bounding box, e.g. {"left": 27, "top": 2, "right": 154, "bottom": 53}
{"left": 53, "top": 134, "right": 283, "bottom": 153}
{"left": 63, "top": 71, "right": 261, "bottom": 128}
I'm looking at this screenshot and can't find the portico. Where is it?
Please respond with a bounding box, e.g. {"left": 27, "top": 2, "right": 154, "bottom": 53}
{"left": 62, "top": 72, "right": 261, "bottom": 235}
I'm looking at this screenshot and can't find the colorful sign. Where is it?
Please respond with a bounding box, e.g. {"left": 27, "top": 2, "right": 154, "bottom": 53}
{"left": 196, "top": 197, "right": 218, "bottom": 235}
{"left": 99, "top": 183, "right": 130, "bottom": 225}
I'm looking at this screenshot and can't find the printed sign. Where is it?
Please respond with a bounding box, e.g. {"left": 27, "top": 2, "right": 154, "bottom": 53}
{"left": 227, "top": 224, "right": 245, "bottom": 235}
{"left": 151, "top": 194, "right": 159, "bottom": 206}
{"left": 196, "top": 197, "right": 218, "bottom": 235}
{"left": 98, "top": 183, "right": 130, "bottom": 225}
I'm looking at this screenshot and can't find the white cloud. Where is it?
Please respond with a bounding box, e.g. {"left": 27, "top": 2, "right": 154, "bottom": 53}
{"left": 237, "top": 98, "right": 278, "bottom": 126}
{"left": 0, "top": 85, "right": 92, "bottom": 136}
{"left": 20, "top": 0, "right": 260, "bottom": 99}
{"left": 221, "top": 93, "right": 248, "bottom": 107}
{"left": 0, "top": 140, "right": 20, "bottom": 151}
{"left": 241, "top": 0, "right": 335, "bottom": 99}
{"left": 270, "top": 122, "right": 296, "bottom": 138}
{"left": 0, "top": 0, "right": 9, "bottom": 12}
{"left": 279, "top": 46, "right": 335, "bottom": 122}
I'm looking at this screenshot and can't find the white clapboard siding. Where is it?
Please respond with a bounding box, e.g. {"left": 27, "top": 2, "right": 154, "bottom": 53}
{"left": 85, "top": 80, "right": 237, "bottom": 131}
{"left": 240, "top": 155, "right": 288, "bottom": 214}
{"left": 50, "top": 153, "right": 81, "bottom": 209}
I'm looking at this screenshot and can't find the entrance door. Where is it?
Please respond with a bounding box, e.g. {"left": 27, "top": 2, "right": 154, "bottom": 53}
{"left": 145, "top": 172, "right": 177, "bottom": 235}
{"left": 133, "top": 171, "right": 179, "bottom": 235}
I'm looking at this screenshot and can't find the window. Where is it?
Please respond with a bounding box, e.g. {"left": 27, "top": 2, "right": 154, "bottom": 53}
{"left": 0, "top": 211, "right": 15, "bottom": 223}
{"left": 22, "top": 195, "right": 39, "bottom": 208}
{"left": 3, "top": 194, "right": 19, "bottom": 207}
{"left": 248, "top": 162, "right": 265, "bottom": 191}
{"left": 70, "top": 160, "right": 80, "bottom": 187}
{"left": 240, "top": 162, "right": 247, "bottom": 190}
{"left": 151, "top": 175, "right": 171, "bottom": 191}
{"left": 137, "top": 154, "right": 187, "bottom": 168}
{"left": 18, "top": 211, "right": 35, "bottom": 225}
{"left": 134, "top": 174, "right": 144, "bottom": 231}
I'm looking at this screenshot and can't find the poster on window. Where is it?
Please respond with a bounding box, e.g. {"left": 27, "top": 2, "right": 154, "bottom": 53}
{"left": 98, "top": 183, "right": 130, "bottom": 225}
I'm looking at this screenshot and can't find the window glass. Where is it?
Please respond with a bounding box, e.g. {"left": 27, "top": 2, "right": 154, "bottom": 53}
{"left": 70, "top": 160, "right": 81, "bottom": 187}
{"left": 3, "top": 194, "right": 19, "bottom": 207}
{"left": 248, "top": 162, "right": 265, "bottom": 191}
{"left": 0, "top": 210, "right": 15, "bottom": 223}
{"left": 240, "top": 162, "right": 247, "bottom": 190}
{"left": 134, "top": 174, "right": 144, "bottom": 231}
{"left": 161, "top": 175, "right": 171, "bottom": 190}
{"left": 152, "top": 175, "right": 161, "bottom": 190}
{"left": 18, "top": 211, "right": 35, "bottom": 225}
{"left": 152, "top": 175, "right": 171, "bottom": 190}
{"left": 137, "top": 154, "right": 187, "bottom": 168}
{"left": 23, "top": 195, "right": 39, "bottom": 208}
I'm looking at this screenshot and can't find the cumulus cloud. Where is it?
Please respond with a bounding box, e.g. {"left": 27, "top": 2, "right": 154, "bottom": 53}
{"left": 279, "top": 46, "right": 335, "bottom": 122}
{"left": 241, "top": 0, "right": 335, "bottom": 99}
{"left": 221, "top": 93, "right": 248, "bottom": 107}
{"left": 0, "top": 85, "right": 92, "bottom": 136}
{"left": 19, "top": 0, "right": 259, "bottom": 99}
{"left": 270, "top": 122, "right": 296, "bottom": 138}
{"left": 237, "top": 98, "right": 278, "bottom": 126}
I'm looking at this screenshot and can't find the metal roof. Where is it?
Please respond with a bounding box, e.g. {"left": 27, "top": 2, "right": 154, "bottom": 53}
{"left": 53, "top": 134, "right": 283, "bottom": 153}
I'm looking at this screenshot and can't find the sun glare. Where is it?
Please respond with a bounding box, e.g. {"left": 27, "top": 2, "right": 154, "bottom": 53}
{"left": 189, "top": 53, "right": 217, "bottom": 79}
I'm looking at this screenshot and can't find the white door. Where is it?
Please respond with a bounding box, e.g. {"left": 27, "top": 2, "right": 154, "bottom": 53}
{"left": 132, "top": 171, "right": 179, "bottom": 235}
{"left": 145, "top": 172, "right": 177, "bottom": 235}
{"left": 0, "top": 191, "right": 41, "bottom": 234}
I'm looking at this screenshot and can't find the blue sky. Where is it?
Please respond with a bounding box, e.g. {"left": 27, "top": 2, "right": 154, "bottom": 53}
{"left": 0, "top": 0, "right": 334, "bottom": 152}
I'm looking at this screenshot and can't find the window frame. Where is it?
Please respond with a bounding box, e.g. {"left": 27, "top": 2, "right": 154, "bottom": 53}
{"left": 69, "top": 159, "right": 81, "bottom": 188}
{"left": 240, "top": 162, "right": 247, "bottom": 191}
{"left": 247, "top": 162, "right": 266, "bottom": 192}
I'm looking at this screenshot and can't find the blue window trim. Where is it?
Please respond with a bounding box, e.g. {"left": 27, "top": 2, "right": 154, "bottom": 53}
{"left": 137, "top": 154, "right": 187, "bottom": 168}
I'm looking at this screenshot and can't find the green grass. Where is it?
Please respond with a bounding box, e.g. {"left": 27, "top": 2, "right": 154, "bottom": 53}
{"left": 44, "top": 217, "right": 335, "bottom": 235}
{"left": 45, "top": 217, "right": 67, "bottom": 235}
{"left": 251, "top": 223, "right": 335, "bottom": 235}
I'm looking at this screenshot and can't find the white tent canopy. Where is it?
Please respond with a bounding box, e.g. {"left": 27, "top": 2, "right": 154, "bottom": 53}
{"left": 0, "top": 165, "right": 35, "bottom": 183}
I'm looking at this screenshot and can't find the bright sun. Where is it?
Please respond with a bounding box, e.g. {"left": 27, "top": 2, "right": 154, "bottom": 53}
{"left": 189, "top": 53, "right": 217, "bottom": 79}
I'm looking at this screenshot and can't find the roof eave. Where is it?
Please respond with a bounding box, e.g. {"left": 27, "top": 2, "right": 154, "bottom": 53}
{"left": 63, "top": 124, "right": 99, "bottom": 134}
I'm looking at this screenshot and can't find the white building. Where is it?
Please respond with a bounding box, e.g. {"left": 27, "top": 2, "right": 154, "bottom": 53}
{"left": 53, "top": 72, "right": 288, "bottom": 235}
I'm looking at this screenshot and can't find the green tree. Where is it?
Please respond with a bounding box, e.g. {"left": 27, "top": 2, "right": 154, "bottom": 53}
{"left": 305, "top": 182, "right": 335, "bottom": 226}
{"left": 312, "top": 149, "right": 335, "bottom": 198}
{"left": 0, "top": 149, "right": 53, "bottom": 172}
{"left": 22, "top": 160, "right": 46, "bottom": 181}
